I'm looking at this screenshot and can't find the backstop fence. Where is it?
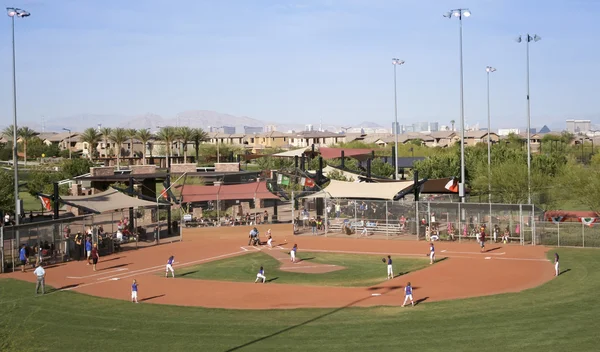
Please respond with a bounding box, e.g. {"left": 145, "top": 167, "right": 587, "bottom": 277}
{"left": 291, "top": 192, "right": 600, "bottom": 248}
{"left": 1, "top": 209, "right": 181, "bottom": 273}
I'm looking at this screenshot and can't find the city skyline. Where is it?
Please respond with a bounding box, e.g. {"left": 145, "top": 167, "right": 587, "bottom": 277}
{"left": 1, "top": 0, "right": 599, "bottom": 130}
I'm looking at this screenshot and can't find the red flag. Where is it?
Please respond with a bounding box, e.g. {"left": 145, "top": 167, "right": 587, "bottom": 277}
{"left": 304, "top": 178, "right": 315, "bottom": 188}
{"left": 159, "top": 188, "right": 168, "bottom": 199}
{"left": 444, "top": 178, "right": 458, "bottom": 193}
{"left": 39, "top": 195, "right": 52, "bottom": 211}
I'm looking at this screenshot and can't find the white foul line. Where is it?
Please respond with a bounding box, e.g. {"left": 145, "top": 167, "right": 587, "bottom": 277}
{"left": 240, "top": 247, "right": 248, "bottom": 251}
{"left": 66, "top": 268, "right": 128, "bottom": 279}
{"left": 61, "top": 250, "right": 248, "bottom": 292}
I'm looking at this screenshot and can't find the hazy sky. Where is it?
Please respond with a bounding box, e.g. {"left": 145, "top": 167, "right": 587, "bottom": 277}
{"left": 1, "top": 0, "right": 599, "bottom": 130}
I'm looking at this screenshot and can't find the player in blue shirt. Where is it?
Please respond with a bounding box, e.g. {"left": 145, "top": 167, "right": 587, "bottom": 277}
{"left": 85, "top": 239, "right": 92, "bottom": 265}
{"left": 554, "top": 253, "right": 560, "bottom": 276}
{"left": 165, "top": 255, "right": 175, "bottom": 278}
{"left": 254, "top": 266, "right": 266, "bottom": 283}
{"left": 386, "top": 255, "right": 393, "bottom": 280}
{"left": 19, "top": 244, "right": 28, "bottom": 273}
{"left": 291, "top": 244, "right": 298, "bottom": 263}
{"left": 402, "top": 282, "right": 414, "bottom": 307}
{"left": 131, "top": 279, "right": 139, "bottom": 303}
{"left": 429, "top": 243, "right": 435, "bottom": 264}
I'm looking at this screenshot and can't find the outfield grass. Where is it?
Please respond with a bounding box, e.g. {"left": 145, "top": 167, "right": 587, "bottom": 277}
{"left": 0, "top": 248, "right": 598, "bottom": 352}
{"left": 176, "top": 252, "right": 429, "bottom": 287}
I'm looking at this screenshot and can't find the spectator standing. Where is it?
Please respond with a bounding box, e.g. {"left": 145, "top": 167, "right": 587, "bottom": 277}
{"left": 19, "top": 244, "right": 28, "bottom": 273}
{"left": 33, "top": 263, "right": 46, "bottom": 295}
{"left": 91, "top": 244, "right": 100, "bottom": 271}
{"left": 85, "top": 238, "right": 93, "bottom": 265}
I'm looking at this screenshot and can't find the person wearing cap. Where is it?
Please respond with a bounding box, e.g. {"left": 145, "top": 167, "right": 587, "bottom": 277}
{"left": 33, "top": 263, "right": 46, "bottom": 295}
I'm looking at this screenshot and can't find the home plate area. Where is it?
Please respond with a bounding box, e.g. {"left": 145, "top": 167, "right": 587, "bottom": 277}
{"left": 264, "top": 246, "right": 345, "bottom": 274}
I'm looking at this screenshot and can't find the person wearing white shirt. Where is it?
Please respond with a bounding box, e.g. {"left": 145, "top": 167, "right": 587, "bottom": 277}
{"left": 33, "top": 263, "right": 46, "bottom": 295}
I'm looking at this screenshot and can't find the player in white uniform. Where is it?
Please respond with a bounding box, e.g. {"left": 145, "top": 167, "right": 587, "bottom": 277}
{"left": 165, "top": 255, "right": 175, "bottom": 278}
{"left": 255, "top": 266, "right": 266, "bottom": 283}
{"left": 429, "top": 243, "right": 435, "bottom": 264}
{"left": 291, "top": 244, "right": 297, "bottom": 263}
{"left": 402, "top": 282, "right": 414, "bottom": 307}
{"left": 267, "top": 229, "right": 273, "bottom": 248}
{"left": 554, "top": 253, "right": 560, "bottom": 276}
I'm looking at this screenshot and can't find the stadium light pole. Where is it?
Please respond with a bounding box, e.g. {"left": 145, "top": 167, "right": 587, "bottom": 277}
{"left": 444, "top": 8, "right": 470, "bottom": 203}
{"left": 516, "top": 34, "right": 541, "bottom": 205}
{"left": 392, "top": 58, "right": 405, "bottom": 180}
{"left": 485, "top": 66, "right": 496, "bottom": 203}
{"left": 7, "top": 7, "right": 30, "bottom": 230}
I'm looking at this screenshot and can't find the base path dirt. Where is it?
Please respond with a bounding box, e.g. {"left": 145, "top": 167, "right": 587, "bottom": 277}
{"left": 6, "top": 224, "right": 555, "bottom": 310}
{"left": 257, "top": 245, "right": 345, "bottom": 274}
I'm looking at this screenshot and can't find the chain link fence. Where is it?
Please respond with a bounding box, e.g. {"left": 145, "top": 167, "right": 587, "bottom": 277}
{"left": 1, "top": 207, "right": 181, "bottom": 273}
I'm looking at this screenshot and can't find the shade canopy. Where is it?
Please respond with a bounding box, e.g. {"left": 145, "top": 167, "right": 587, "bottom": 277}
{"left": 61, "top": 188, "right": 159, "bottom": 213}
{"left": 302, "top": 179, "right": 413, "bottom": 200}
{"left": 271, "top": 148, "right": 309, "bottom": 158}
{"left": 318, "top": 147, "right": 373, "bottom": 160}
{"left": 181, "top": 181, "right": 280, "bottom": 203}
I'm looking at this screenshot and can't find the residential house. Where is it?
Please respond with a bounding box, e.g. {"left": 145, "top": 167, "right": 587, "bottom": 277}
{"left": 40, "top": 131, "right": 85, "bottom": 155}
{"left": 288, "top": 131, "right": 346, "bottom": 148}
{"left": 429, "top": 131, "right": 459, "bottom": 147}
{"left": 246, "top": 131, "right": 290, "bottom": 153}
{"left": 463, "top": 131, "right": 499, "bottom": 146}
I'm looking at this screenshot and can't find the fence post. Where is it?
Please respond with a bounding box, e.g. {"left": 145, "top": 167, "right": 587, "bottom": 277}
{"left": 519, "top": 204, "right": 524, "bottom": 246}
{"left": 458, "top": 202, "right": 461, "bottom": 243}
{"left": 1, "top": 226, "right": 4, "bottom": 274}
{"left": 324, "top": 192, "right": 329, "bottom": 237}
{"left": 531, "top": 205, "right": 536, "bottom": 246}
{"left": 291, "top": 191, "right": 295, "bottom": 234}
{"left": 415, "top": 201, "right": 420, "bottom": 241}
{"left": 385, "top": 201, "right": 389, "bottom": 239}
{"left": 11, "top": 238, "right": 15, "bottom": 273}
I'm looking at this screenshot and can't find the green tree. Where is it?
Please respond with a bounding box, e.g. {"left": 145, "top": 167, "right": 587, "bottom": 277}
{"left": 127, "top": 128, "right": 137, "bottom": 157}
{"left": 26, "top": 168, "right": 66, "bottom": 198}
{"left": 17, "top": 126, "right": 37, "bottom": 165}
{"left": 108, "top": 128, "right": 129, "bottom": 169}
{"left": 135, "top": 129, "right": 153, "bottom": 165}
{"left": 61, "top": 159, "right": 94, "bottom": 178}
{"left": 79, "top": 128, "right": 102, "bottom": 160}
{"left": 99, "top": 127, "right": 112, "bottom": 157}
{"left": 1, "top": 125, "right": 15, "bottom": 143}
{"left": 0, "top": 170, "right": 15, "bottom": 213}
{"left": 176, "top": 126, "right": 194, "bottom": 161}
{"left": 371, "top": 158, "right": 394, "bottom": 178}
{"left": 156, "top": 126, "right": 177, "bottom": 167}
{"left": 191, "top": 128, "right": 208, "bottom": 163}
{"left": 327, "top": 169, "right": 354, "bottom": 182}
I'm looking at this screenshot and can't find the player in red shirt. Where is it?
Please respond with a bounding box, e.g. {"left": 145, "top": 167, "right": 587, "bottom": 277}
{"left": 479, "top": 226, "right": 486, "bottom": 253}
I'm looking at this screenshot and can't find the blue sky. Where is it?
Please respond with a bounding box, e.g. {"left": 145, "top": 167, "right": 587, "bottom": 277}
{"left": 1, "top": 0, "right": 599, "bottom": 130}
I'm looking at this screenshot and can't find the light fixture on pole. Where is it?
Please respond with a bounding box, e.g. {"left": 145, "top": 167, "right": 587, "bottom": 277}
{"left": 7, "top": 7, "right": 30, "bottom": 232}
{"left": 444, "top": 8, "right": 470, "bottom": 202}
{"left": 516, "top": 34, "right": 541, "bottom": 205}
{"left": 485, "top": 66, "right": 496, "bottom": 203}
{"left": 62, "top": 128, "right": 72, "bottom": 159}
{"left": 392, "top": 58, "right": 405, "bottom": 180}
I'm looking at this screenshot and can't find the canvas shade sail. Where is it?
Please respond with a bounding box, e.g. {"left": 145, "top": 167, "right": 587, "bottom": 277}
{"left": 301, "top": 179, "right": 413, "bottom": 200}
{"left": 61, "top": 188, "right": 159, "bottom": 213}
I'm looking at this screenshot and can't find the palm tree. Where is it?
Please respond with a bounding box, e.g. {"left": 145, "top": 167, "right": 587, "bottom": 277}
{"left": 18, "top": 126, "right": 37, "bottom": 166}
{"left": 176, "top": 126, "right": 194, "bottom": 162}
{"left": 156, "top": 126, "right": 177, "bottom": 168}
{"left": 135, "top": 129, "right": 153, "bottom": 165}
{"left": 191, "top": 128, "right": 208, "bottom": 163}
{"left": 99, "top": 127, "right": 112, "bottom": 157}
{"left": 108, "top": 128, "right": 129, "bottom": 170}
{"left": 1, "top": 125, "right": 15, "bottom": 142}
{"left": 127, "top": 128, "right": 137, "bottom": 158}
{"left": 79, "top": 127, "right": 102, "bottom": 160}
